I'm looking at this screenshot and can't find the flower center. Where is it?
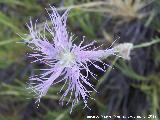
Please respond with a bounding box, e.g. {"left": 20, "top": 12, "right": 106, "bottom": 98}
{"left": 59, "top": 51, "right": 75, "bottom": 67}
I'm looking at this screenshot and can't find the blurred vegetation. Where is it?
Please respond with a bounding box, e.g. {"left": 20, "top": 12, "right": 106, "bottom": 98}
{"left": 0, "top": 0, "right": 160, "bottom": 120}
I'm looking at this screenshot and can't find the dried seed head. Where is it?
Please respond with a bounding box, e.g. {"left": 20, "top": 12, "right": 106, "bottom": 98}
{"left": 114, "top": 43, "right": 133, "bottom": 60}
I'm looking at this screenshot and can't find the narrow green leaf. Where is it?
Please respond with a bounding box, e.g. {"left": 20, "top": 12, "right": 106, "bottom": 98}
{"left": 0, "top": 11, "right": 19, "bottom": 32}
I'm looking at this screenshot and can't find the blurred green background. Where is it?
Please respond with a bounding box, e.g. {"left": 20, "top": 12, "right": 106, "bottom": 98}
{"left": 0, "top": 0, "right": 160, "bottom": 120}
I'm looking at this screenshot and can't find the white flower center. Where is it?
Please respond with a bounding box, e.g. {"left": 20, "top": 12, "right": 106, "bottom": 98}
{"left": 59, "top": 51, "right": 75, "bottom": 67}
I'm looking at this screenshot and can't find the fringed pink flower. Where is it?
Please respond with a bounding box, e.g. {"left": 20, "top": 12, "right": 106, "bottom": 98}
{"left": 23, "top": 6, "right": 116, "bottom": 112}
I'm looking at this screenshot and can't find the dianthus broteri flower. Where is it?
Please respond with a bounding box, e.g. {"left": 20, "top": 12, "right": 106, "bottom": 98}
{"left": 23, "top": 6, "right": 117, "bottom": 112}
